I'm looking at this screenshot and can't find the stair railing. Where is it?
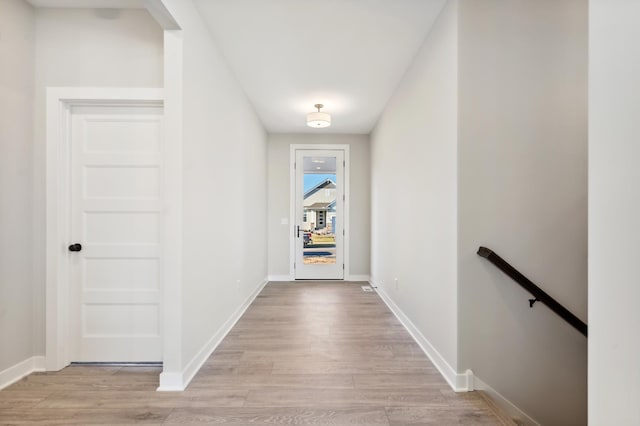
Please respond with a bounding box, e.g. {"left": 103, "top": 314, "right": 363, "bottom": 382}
{"left": 477, "top": 246, "right": 587, "bottom": 337}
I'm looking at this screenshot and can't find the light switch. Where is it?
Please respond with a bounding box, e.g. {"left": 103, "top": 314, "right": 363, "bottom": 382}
{"left": 281, "top": 218, "right": 289, "bottom": 225}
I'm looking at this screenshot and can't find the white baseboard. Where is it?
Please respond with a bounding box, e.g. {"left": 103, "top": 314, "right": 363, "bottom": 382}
{"left": 156, "top": 371, "right": 183, "bottom": 391}
{"left": 267, "top": 275, "right": 292, "bottom": 282}
{"left": 372, "top": 280, "right": 472, "bottom": 392}
{"left": 268, "top": 275, "right": 370, "bottom": 282}
{"left": 158, "top": 278, "right": 268, "bottom": 391}
{"left": 348, "top": 274, "right": 370, "bottom": 282}
{"left": 0, "top": 356, "right": 46, "bottom": 390}
{"left": 474, "top": 375, "right": 540, "bottom": 426}
{"left": 371, "top": 279, "right": 536, "bottom": 424}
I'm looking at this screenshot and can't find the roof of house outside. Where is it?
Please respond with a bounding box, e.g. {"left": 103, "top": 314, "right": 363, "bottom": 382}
{"left": 303, "top": 178, "right": 336, "bottom": 199}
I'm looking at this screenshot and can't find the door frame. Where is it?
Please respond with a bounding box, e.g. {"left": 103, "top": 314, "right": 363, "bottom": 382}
{"left": 289, "top": 144, "right": 350, "bottom": 280}
{"left": 45, "top": 87, "right": 165, "bottom": 371}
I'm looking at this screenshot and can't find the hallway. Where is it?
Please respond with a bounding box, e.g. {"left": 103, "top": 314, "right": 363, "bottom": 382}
{"left": 0, "top": 282, "right": 505, "bottom": 425}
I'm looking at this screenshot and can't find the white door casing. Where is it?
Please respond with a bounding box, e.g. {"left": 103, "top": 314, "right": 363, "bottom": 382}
{"left": 292, "top": 147, "right": 348, "bottom": 280}
{"left": 46, "top": 88, "right": 166, "bottom": 370}
{"left": 69, "top": 106, "right": 163, "bottom": 362}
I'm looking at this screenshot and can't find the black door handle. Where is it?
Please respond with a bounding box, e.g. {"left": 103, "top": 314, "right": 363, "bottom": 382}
{"left": 68, "top": 243, "right": 82, "bottom": 252}
{"left": 297, "top": 226, "right": 301, "bottom": 238}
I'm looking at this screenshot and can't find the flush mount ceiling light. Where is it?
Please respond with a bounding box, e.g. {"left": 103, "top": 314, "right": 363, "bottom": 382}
{"left": 307, "top": 104, "right": 331, "bottom": 128}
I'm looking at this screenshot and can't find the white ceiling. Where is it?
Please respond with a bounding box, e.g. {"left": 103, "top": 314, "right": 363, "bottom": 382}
{"left": 27, "top": 0, "right": 446, "bottom": 134}
{"left": 194, "top": 0, "right": 447, "bottom": 134}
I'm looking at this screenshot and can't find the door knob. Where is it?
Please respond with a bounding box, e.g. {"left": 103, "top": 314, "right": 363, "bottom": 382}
{"left": 68, "top": 243, "right": 82, "bottom": 252}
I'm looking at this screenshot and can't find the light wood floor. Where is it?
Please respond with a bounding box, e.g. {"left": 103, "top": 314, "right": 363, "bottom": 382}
{"left": 0, "top": 282, "right": 505, "bottom": 425}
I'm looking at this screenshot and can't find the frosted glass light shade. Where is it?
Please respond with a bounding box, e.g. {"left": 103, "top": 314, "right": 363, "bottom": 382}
{"left": 307, "top": 111, "right": 331, "bottom": 128}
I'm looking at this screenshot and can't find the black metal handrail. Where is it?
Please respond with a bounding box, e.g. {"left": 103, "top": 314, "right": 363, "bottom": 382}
{"left": 477, "top": 246, "right": 587, "bottom": 337}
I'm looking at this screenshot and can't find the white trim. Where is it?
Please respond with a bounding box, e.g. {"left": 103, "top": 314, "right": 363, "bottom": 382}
{"left": 0, "top": 356, "right": 46, "bottom": 390}
{"left": 474, "top": 375, "right": 541, "bottom": 426}
{"left": 143, "top": 0, "right": 180, "bottom": 30}
{"left": 348, "top": 274, "right": 370, "bottom": 282}
{"left": 160, "top": 29, "right": 184, "bottom": 384}
{"left": 45, "top": 87, "right": 165, "bottom": 371}
{"left": 158, "top": 278, "right": 269, "bottom": 391}
{"left": 370, "top": 278, "right": 536, "bottom": 423}
{"left": 289, "top": 147, "right": 296, "bottom": 279}
{"left": 289, "top": 144, "right": 350, "bottom": 280}
{"left": 156, "top": 371, "right": 183, "bottom": 391}
{"left": 372, "top": 279, "right": 471, "bottom": 392}
{"left": 267, "top": 275, "right": 293, "bottom": 282}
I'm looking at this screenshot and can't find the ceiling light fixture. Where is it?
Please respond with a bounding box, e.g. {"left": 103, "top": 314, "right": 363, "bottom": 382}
{"left": 307, "top": 104, "right": 331, "bottom": 128}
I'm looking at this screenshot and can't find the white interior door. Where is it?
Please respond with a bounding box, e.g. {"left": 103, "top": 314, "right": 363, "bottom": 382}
{"left": 68, "top": 105, "right": 163, "bottom": 362}
{"left": 294, "top": 149, "right": 345, "bottom": 280}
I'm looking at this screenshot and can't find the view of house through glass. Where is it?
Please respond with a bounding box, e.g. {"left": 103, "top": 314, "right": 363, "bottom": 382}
{"left": 302, "top": 156, "right": 337, "bottom": 265}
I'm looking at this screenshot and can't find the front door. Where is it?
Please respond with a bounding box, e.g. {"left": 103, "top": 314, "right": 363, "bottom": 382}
{"left": 68, "top": 104, "right": 163, "bottom": 362}
{"left": 294, "top": 149, "right": 345, "bottom": 280}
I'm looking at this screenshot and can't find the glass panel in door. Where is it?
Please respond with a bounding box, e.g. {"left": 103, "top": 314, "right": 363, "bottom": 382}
{"left": 294, "top": 149, "right": 344, "bottom": 279}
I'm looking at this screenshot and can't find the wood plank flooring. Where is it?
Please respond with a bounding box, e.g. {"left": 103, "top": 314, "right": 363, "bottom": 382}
{"left": 0, "top": 282, "right": 505, "bottom": 425}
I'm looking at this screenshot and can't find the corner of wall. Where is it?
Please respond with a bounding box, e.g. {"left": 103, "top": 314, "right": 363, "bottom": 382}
{"left": 159, "top": 277, "right": 268, "bottom": 391}
{"left": 157, "top": 371, "right": 184, "bottom": 392}
{"left": 372, "top": 279, "right": 469, "bottom": 392}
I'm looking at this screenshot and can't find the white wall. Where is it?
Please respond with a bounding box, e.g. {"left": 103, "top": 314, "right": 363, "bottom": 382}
{"left": 159, "top": 0, "right": 268, "bottom": 382}
{"left": 0, "top": 0, "right": 35, "bottom": 374}
{"left": 267, "top": 134, "right": 370, "bottom": 279}
{"left": 589, "top": 1, "right": 640, "bottom": 424}
{"left": 457, "top": 1, "right": 587, "bottom": 425}
{"left": 34, "top": 8, "right": 163, "bottom": 88}
{"left": 32, "top": 7, "right": 164, "bottom": 356}
{"left": 371, "top": 1, "right": 587, "bottom": 423}
{"left": 370, "top": 0, "right": 458, "bottom": 373}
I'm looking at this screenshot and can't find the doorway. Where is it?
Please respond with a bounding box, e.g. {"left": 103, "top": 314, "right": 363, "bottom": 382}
{"left": 291, "top": 146, "right": 349, "bottom": 280}
{"left": 46, "top": 88, "right": 165, "bottom": 369}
